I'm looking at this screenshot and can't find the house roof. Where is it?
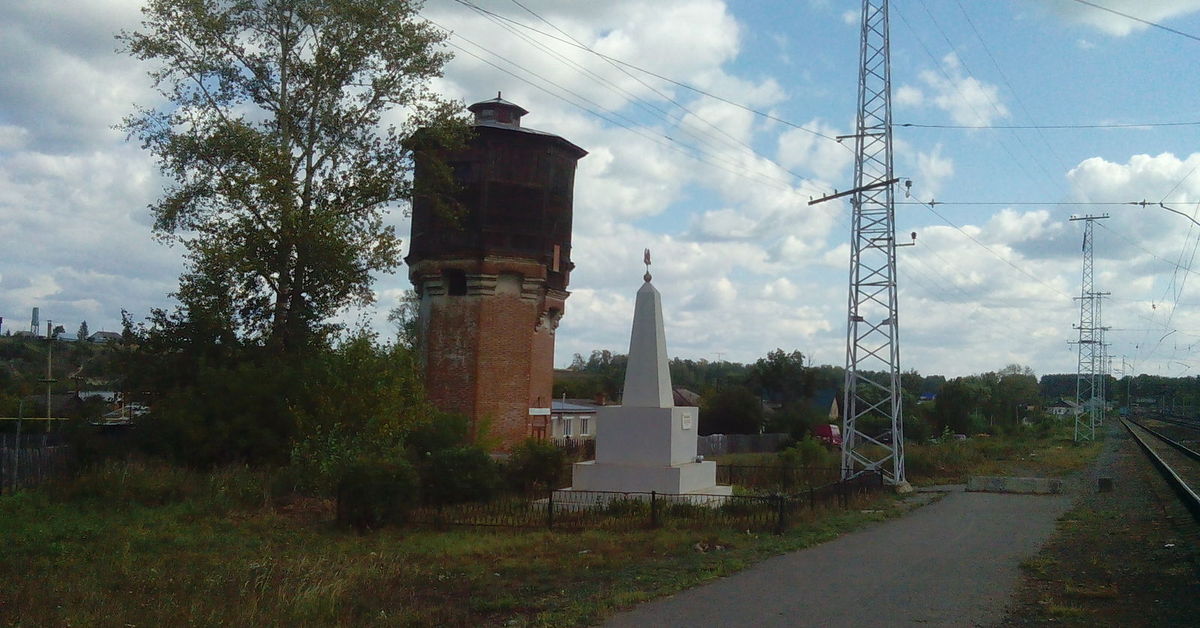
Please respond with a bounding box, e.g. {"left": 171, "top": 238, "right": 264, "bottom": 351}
{"left": 552, "top": 400, "right": 597, "bottom": 414}
{"left": 673, "top": 387, "right": 701, "bottom": 407}
{"left": 809, "top": 388, "right": 842, "bottom": 413}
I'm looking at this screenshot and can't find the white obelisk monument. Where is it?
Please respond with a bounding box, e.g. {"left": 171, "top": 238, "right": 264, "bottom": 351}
{"left": 564, "top": 250, "right": 731, "bottom": 496}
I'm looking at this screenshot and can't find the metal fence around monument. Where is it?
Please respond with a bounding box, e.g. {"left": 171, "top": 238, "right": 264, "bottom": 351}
{"left": 400, "top": 471, "right": 884, "bottom": 534}
{"left": 715, "top": 465, "right": 842, "bottom": 493}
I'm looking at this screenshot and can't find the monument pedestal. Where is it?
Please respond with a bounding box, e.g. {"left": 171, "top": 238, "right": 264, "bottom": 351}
{"left": 565, "top": 405, "right": 729, "bottom": 495}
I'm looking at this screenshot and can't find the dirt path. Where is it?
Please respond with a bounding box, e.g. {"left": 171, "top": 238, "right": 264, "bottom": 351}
{"left": 602, "top": 488, "right": 1071, "bottom": 627}
{"left": 1000, "top": 420, "right": 1200, "bottom": 626}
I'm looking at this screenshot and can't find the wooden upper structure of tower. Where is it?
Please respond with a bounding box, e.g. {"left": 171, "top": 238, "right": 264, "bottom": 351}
{"left": 407, "top": 95, "right": 587, "bottom": 449}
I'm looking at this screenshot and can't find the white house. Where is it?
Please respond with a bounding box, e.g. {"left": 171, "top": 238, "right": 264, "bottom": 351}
{"left": 550, "top": 399, "right": 598, "bottom": 440}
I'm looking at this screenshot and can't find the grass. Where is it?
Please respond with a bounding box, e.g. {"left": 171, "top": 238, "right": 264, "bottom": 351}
{"left": 3, "top": 427, "right": 1104, "bottom": 625}
{"left": 1, "top": 460, "right": 901, "bottom": 627}
{"left": 904, "top": 426, "right": 1104, "bottom": 485}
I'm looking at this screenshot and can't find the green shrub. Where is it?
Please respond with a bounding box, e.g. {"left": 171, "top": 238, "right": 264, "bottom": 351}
{"left": 287, "top": 425, "right": 371, "bottom": 496}
{"left": 420, "top": 446, "right": 499, "bottom": 505}
{"left": 51, "top": 459, "right": 272, "bottom": 512}
{"left": 605, "top": 496, "right": 648, "bottom": 516}
{"left": 904, "top": 441, "right": 983, "bottom": 482}
{"left": 336, "top": 457, "right": 418, "bottom": 531}
{"left": 779, "top": 436, "right": 836, "bottom": 469}
{"left": 506, "top": 438, "right": 566, "bottom": 493}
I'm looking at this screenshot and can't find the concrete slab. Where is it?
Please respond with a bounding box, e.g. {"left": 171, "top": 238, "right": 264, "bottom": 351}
{"left": 966, "top": 475, "right": 1064, "bottom": 494}
{"left": 601, "top": 490, "right": 1072, "bottom": 628}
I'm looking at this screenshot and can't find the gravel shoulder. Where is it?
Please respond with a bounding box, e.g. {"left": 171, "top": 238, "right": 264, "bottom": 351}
{"left": 999, "top": 420, "right": 1200, "bottom": 626}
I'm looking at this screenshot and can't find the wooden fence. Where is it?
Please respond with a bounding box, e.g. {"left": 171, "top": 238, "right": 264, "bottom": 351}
{"left": 1, "top": 435, "right": 70, "bottom": 494}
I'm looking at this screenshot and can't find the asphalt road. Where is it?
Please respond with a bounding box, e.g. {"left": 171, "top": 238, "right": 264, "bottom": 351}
{"left": 602, "top": 489, "right": 1072, "bottom": 628}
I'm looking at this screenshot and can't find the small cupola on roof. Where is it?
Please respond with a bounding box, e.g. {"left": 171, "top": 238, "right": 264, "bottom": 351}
{"left": 468, "top": 92, "right": 529, "bottom": 127}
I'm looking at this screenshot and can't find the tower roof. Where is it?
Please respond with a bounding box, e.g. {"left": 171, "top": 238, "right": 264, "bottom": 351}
{"left": 465, "top": 93, "right": 587, "bottom": 158}
{"left": 468, "top": 92, "right": 530, "bottom": 127}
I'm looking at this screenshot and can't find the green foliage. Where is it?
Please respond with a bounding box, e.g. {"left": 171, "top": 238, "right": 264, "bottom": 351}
{"left": 120, "top": 321, "right": 460, "bottom": 475}
{"left": 294, "top": 331, "right": 429, "bottom": 441}
{"left": 51, "top": 459, "right": 271, "bottom": 512}
{"left": 406, "top": 412, "right": 472, "bottom": 457}
{"left": 119, "top": 0, "right": 468, "bottom": 353}
{"left": 605, "top": 497, "right": 649, "bottom": 516}
{"left": 700, "top": 386, "right": 764, "bottom": 435}
{"left": 748, "top": 349, "right": 810, "bottom": 407}
{"left": 136, "top": 360, "right": 298, "bottom": 466}
{"left": 286, "top": 424, "right": 373, "bottom": 495}
{"left": 336, "top": 456, "right": 418, "bottom": 531}
{"left": 779, "top": 436, "right": 837, "bottom": 469}
{"left": 903, "top": 440, "right": 984, "bottom": 483}
{"left": 420, "top": 446, "right": 499, "bottom": 505}
{"left": 506, "top": 438, "right": 566, "bottom": 493}
{"left": 932, "top": 377, "right": 992, "bottom": 434}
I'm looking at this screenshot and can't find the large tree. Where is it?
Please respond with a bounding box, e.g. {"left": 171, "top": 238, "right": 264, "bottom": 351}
{"left": 121, "top": 0, "right": 466, "bottom": 354}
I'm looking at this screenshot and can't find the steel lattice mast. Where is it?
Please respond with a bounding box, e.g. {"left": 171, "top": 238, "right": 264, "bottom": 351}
{"left": 1070, "top": 215, "right": 1108, "bottom": 441}
{"left": 840, "top": 0, "right": 905, "bottom": 484}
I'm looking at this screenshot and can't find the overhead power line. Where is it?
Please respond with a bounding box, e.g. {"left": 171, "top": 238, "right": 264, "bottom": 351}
{"left": 430, "top": 24, "right": 807, "bottom": 192}
{"left": 899, "top": 120, "right": 1200, "bottom": 129}
{"left": 1068, "top": 0, "right": 1200, "bottom": 43}
{"left": 448, "top": 0, "right": 845, "bottom": 145}
{"left": 896, "top": 200, "right": 1145, "bottom": 206}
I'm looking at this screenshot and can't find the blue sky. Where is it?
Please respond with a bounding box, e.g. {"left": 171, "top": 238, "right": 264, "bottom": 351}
{"left": 3, "top": 0, "right": 1200, "bottom": 379}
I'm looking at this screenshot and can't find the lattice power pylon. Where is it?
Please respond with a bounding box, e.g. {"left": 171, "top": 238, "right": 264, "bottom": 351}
{"left": 1070, "top": 215, "right": 1108, "bottom": 441}
{"left": 839, "top": 0, "right": 906, "bottom": 484}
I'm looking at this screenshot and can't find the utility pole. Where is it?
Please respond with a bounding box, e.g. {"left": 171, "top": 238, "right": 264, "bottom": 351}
{"left": 1069, "top": 215, "right": 1108, "bottom": 441}
{"left": 838, "top": 0, "right": 906, "bottom": 485}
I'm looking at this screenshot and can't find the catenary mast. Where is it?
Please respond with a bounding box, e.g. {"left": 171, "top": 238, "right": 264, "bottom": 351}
{"left": 840, "top": 0, "right": 906, "bottom": 484}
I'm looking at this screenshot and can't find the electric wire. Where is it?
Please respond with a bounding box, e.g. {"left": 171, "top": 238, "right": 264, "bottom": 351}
{"left": 503, "top": 0, "right": 816, "bottom": 180}
{"left": 468, "top": 0, "right": 810, "bottom": 185}
{"left": 447, "top": 0, "right": 846, "bottom": 145}
{"left": 899, "top": 120, "right": 1200, "bottom": 129}
{"left": 1067, "top": 0, "right": 1200, "bottom": 44}
{"left": 429, "top": 23, "right": 808, "bottom": 193}
{"left": 912, "top": 2, "right": 1064, "bottom": 192}
{"left": 953, "top": 0, "right": 1072, "bottom": 174}
{"left": 891, "top": 3, "right": 1058, "bottom": 193}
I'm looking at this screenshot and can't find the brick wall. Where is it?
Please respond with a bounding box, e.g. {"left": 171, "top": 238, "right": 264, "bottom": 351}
{"left": 412, "top": 257, "right": 565, "bottom": 451}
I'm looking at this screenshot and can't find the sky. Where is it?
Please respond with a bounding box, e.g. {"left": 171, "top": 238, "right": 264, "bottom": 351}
{"left": 3, "top": 0, "right": 1200, "bottom": 379}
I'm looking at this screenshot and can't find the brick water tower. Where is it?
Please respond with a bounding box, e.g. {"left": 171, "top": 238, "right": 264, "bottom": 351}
{"left": 407, "top": 95, "right": 587, "bottom": 449}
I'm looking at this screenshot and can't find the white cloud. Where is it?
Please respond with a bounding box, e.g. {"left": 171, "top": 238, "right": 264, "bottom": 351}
{"left": 913, "top": 144, "right": 955, "bottom": 199}
{"left": 776, "top": 119, "right": 853, "bottom": 183}
{"left": 898, "top": 53, "right": 1010, "bottom": 127}
{"left": 895, "top": 85, "right": 924, "bottom": 107}
{"left": 1049, "top": 0, "right": 1200, "bottom": 37}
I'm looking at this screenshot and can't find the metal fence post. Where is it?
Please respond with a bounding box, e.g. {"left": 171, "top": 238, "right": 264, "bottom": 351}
{"left": 774, "top": 494, "right": 787, "bottom": 534}
{"left": 650, "top": 491, "right": 659, "bottom": 528}
{"left": 547, "top": 490, "right": 555, "bottom": 529}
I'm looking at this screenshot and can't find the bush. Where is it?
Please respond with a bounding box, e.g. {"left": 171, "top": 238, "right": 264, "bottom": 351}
{"left": 779, "top": 436, "right": 837, "bottom": 469}
{"left": 506, "top": 439, "right": 566, "bottom": 493}
{"left": 51, "top": 459, "right": 272, "bottom": 512}
{"left": 336, "top": 457, "right": 418, "bottom": 531}
{"left": 287, "top": 425, "right": 373, "bottom": 496}
{"left": 420, "top": 446, "right": 499, "bottom": 505}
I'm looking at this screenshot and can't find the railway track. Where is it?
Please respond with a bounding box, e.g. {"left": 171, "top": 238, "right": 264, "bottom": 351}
{"left": 1122, "top": 417, "right": 1200, "bottom": 524}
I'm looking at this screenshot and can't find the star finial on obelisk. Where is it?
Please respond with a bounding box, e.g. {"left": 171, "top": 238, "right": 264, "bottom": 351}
{"left": 643, "top": 248, "right": 652, "bottom": 282}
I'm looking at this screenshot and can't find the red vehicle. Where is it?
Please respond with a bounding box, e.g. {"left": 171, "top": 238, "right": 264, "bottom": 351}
{"left": 813, "top": 424, "right": 842, "bottom": 448}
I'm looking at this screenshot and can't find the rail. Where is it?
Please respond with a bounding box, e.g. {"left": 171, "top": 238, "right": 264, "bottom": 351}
{"left": 1121, "top": 418, "right": 1200, "bottom": 524}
